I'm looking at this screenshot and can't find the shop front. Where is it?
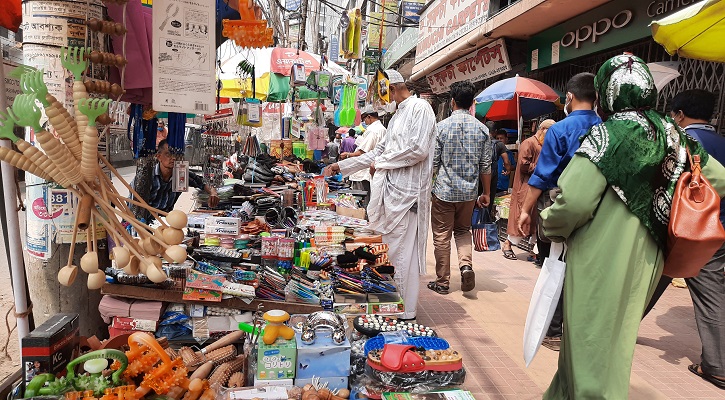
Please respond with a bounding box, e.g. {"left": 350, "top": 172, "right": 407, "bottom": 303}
{"left": 527, "top": 0, "right": 725, "bottom": 132}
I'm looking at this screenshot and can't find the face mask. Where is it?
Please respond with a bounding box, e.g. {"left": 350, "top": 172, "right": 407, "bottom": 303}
{"left": 563, "top": 96, "right": 572, "bottom": 117}
{"left": 361, "top": 122, "right": 368, "bottom": 128}
{"left": 158, "top": 127, "right": 164, "bottom": 131}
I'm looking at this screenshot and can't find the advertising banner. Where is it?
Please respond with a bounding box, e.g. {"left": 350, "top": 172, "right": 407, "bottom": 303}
{"left": 426, "top": 39, "right": 510, "bottom": 94}
{"left": 416, "top": 0, "right": 490, "bottom": 63}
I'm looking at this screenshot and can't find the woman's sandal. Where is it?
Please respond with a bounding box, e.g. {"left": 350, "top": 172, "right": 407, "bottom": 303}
{"left": 688, "top": 363, "right": 725, "bottom": 389}
{"left": 426, "top": 281, "right": 449, "bottom": 295}
{"left": 502, "top": 248, "right": 517, "bottom": 260}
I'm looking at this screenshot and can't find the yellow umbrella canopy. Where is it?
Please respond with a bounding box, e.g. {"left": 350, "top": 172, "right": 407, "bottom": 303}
{"left": 650, "top": 0, "right": 725, "bottom": 63}
{"left": 220, "top": 72, "right": 271, "bottom": 100}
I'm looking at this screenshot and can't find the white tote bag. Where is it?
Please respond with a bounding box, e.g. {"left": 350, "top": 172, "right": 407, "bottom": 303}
{"left": 523, "top": 241, "right": 566, "bottom": 367}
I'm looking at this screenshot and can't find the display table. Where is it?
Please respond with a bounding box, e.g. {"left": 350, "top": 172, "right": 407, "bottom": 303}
{"left": 101, "top": 284, "right": 322, "bottom": 315}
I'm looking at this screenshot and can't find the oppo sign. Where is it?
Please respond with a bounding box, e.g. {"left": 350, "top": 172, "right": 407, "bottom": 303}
{"left": 561, "top": 10, "right": 633, "bottom": 49}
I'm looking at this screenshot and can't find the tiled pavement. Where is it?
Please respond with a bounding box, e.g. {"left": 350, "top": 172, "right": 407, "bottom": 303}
{"left": 415, "top": 234, "right": 724, "bottom": 399}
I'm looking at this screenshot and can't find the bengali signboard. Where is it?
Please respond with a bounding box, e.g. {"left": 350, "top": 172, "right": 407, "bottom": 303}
{"left": 416, "top": 0, "right": 490, "bottom": 64}
{"left": 426, "top": 39, "right": 510, "bottom": 94}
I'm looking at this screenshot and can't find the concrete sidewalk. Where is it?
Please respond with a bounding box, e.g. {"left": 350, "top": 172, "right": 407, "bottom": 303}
{"left": 416, "top": 234, "right": 723, "bottom": 399}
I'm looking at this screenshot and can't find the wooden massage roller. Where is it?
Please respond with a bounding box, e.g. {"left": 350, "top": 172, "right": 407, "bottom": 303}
{"left": 0, "top": 48, "right": 194, "bottom": 291}
{"left": 179, "top": 331, "right": 244, "bottom": 369}
{"left": 87, "top": 18, "right": 127, "bottom": 35}
{"left": 60, "top": 47, "right": 90, "bottom": 143}
{"left": 87, "top": 50, "right": 128, "bottom": 68}
{"left": 20, "top": 70, "right": 82, "bottom": 161}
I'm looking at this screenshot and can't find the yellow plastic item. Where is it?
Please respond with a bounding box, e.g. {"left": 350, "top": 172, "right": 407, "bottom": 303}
{"left": 262, "top": 310, "right": 295, "bottom": 345}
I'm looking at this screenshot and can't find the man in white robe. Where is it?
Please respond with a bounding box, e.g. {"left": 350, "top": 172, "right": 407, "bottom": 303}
{"left": 325, "top": 70, "right": 437, "bottom": 320}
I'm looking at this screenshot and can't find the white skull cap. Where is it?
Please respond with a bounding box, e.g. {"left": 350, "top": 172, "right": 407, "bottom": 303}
{"left": 384, "top": 69, "right": 405, "bottom": 84}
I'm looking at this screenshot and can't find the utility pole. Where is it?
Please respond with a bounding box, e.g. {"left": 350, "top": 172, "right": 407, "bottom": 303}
{"left": 299, "top": 0, "right": 310, "bottom": 50}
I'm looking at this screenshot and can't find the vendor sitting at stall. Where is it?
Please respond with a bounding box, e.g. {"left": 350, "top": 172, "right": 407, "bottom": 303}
{"left": 131, "top": 139, "right": 219, "bottom": 221}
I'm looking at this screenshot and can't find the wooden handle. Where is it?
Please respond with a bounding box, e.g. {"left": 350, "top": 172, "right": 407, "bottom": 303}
{"left": 200, "top": 331, "right": 244, "bottom": 354}
{"left": 15, "top": 140, "right": 62, "bottom": 182}
{"left": 76, "top": 194, "right": 94, "bottom": 230}
{"left": 46, "top": 104, "right": 82, "bottom": 161}
{"left": 81, "top": 125, "right": 99, "bottom": 182}
{"left": 189, "top": 361, "right": 214, "bottom": 380}
{"left": 36, "top": 130, "right": 83, "bottom": 184}
{"left": 98, "top": 154, "right": 171, "bottom": 222}
{"left": 0, "top": 147, "right": 53, "bottom": 181}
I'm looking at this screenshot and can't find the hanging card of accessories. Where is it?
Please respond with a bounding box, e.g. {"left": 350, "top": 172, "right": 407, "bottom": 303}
{"left": 237, "top": 59, "right": 263, "bottom": 129}
{"left": 202, "top": 109, "right": 236, "bottom": 189}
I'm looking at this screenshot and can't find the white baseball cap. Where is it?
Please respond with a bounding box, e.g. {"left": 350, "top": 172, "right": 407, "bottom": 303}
{"left": 384, "top": 69, "right": 405, "bottom": 84}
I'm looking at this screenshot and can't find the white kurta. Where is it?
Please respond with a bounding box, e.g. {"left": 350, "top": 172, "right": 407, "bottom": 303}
{"left": 337, "top": 96, "right": 437, "bottom": 318}
{"left": 349, "top": 120, "right": 386, "bottom": 182}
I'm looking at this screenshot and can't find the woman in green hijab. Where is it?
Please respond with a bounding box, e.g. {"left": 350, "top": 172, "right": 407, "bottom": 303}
{"left": 541, "top": 54, "right": 725, "bottom": 399}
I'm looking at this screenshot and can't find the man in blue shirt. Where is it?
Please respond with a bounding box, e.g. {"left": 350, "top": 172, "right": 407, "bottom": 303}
{"left": 643, "top": 89, "right": 725, "bottom": 388}
{"left": 517, "top": 73, "right": 600, "bottom": 350}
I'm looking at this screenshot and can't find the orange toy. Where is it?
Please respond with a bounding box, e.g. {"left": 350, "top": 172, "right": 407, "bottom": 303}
{"left": 222, "top": 0, "right": 273, "bottom": 48}
{"left": 262, "top": 310, "right": 295, "bottom": 345}
{"left": 115, "top": 332, "right": 190, "bottom": 398}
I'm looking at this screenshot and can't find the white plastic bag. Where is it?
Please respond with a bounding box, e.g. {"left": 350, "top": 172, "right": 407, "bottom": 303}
{"left": 523, "top": 242, "right": 566, "bottom": 367}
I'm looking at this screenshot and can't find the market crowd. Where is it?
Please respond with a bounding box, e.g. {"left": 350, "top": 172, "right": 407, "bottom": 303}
{"left": 326, "top": 57, "right": 725, "bottom": 398}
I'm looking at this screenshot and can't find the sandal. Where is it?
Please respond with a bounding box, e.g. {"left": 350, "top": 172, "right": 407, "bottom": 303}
{"left": 502, "top": 249, "right": 517, "bottom": 260}
{"left": 542, "top": 336, "right": 561, "bottom": 351}
{"left": 688, "top": 363, "right": 725, "bottom": 389}
{"left": 426, "top": 281, "right": 449, "bottom": 295}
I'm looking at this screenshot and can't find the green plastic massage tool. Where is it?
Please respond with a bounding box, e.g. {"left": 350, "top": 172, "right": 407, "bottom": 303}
{"left": 21, "top": 70, "right": 82, "bottom": 160}
{"left": 61, "top": 47, "right": 91, "bottom": 143}
{"left": 8, "top": 94, "right": 82, "bottom": 185}
{"left": 78, "top": 98, "right": 111, "bottom": 183}
{"left": 0, "top": 109, "right": 57, "bottom": 182}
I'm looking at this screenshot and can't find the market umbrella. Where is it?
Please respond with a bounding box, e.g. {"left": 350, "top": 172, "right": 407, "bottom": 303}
{"left": 647, "top": 61, "right": 682, "bottom": 91}
{"left": 650, "top": 0, "right": 725, "bottom": 63}
{"left": 217, "top": 42, "right": 347, "bottom": 99}
{"left": 475, "top": 75, "right": 559, "bottom": 121}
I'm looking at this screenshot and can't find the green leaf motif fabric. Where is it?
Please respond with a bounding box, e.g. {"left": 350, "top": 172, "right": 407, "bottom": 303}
{"left": 576, "top": 54, "right": 709, "bottom": 250}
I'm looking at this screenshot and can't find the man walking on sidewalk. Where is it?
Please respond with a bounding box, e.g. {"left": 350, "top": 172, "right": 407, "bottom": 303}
{"left": 428, "top": 81, "right": 492, "bottom": 295}
{"left": 517, "top": 72, "right": 600, "bottom": 350}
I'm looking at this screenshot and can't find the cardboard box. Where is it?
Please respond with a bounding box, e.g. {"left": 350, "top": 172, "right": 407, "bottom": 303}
{"left": 21, "top": 313, "right": 79, "bottom": 386}
{"left": 111, "top": 317, "right": 158, "bottom": 332}
{"left": 295, "top": 376, "right": 348, "bottom": 391}
{"left": 368, "top": 300, "right": 405, "bottom": 316}
{"left": 336, "top": 206, "right": 366, "bottom": 219}
{"left": 249, "top": 378, "right": 295, "bottom": 389}
{"left": 205, "top": 216, "right": 240, "bottom": 228}
{"left": 295, "top": 333, "right": 351, "bottom": 379}
{"left": 186, "top": 270, "right": 226, "bottom": 291}
{"left": 256, "top": 337, "right": 296, "bottom": 380}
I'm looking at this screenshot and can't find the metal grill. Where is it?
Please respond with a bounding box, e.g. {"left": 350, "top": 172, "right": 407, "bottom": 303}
{"left": 529, "top": 39, "right": 725, "bottom": 134}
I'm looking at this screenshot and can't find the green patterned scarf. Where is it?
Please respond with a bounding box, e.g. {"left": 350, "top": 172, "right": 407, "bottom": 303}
{"left": 576, "top": 54, "right": 709, "bottom": 250}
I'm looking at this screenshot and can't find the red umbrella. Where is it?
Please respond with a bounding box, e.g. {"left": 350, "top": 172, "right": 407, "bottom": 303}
{"left": 475, "top": 75, "right": 559, "bottom": 142}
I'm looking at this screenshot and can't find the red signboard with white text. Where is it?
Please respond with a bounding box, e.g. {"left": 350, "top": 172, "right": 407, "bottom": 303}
{"left": 270, "top": 48, "right": 320, "bottom": 76}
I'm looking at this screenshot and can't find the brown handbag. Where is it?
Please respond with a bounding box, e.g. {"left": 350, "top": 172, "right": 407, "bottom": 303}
{"left": 664, "top": 149, "right": 725, "bottom": 278}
